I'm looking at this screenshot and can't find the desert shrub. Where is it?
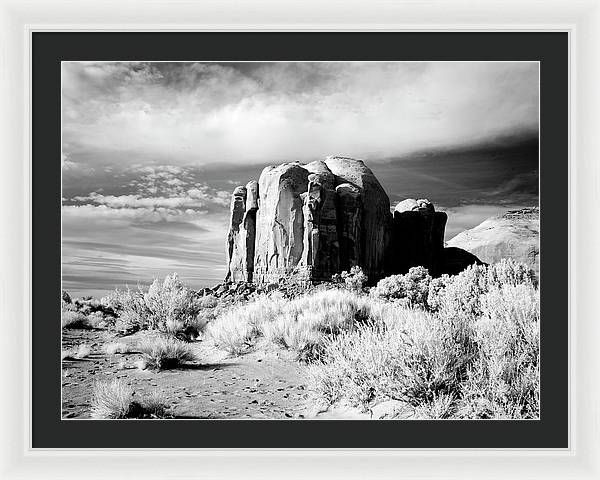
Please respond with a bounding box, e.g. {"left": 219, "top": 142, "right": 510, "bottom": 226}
{"left": 90, "top": 379, "right": 170, "bottom": 419}
{"left": 341, "top": 266, "right": 368, "bottom": 291}
{"left": 144, "top": 274, "right": 202, "bottom": 330}
{"left": 198, "top": 294, "right": 219, "bottom": 309}
{"left": 486, "top": 258, "right": 537, "bottom": 288}
{"left": 105, "top": 274, "right": 203, "bottom": 339}
{"left": 61, "top": 310, "right": 89, "bottom": 329}
{"left": 415, "top": 392, "right": 457, "bottom": 419}
{"left": 371, "top": 266, "right": 432, "bottom": 308}
{"left": 308, "top": 308, "right": 475, "bottom": 411}
{"left": 206, "top": 309, "right": 261, "bottom": 356}
{"left": 261, "top": 312, "right": 325, "bottom": 361}
{"left": 87, "top": 311, "right": 107, "bottom": 328}
{"left": 308, "top": 323, "right": 406, "bottom": 408}
{"left": 425, "top": 275, "right": 451, "bottom": 312}
{"left": 308, "top": 269, "right": 540, "bottom": 419}
{"left": 457, "top": 283, "right": 540, "bottom": 419}
{"left": 207, "top": 288, "right": 375, "bottom": 360}
{"left": 138, "top": 336, "right": 196, "bottom": 370}
{"left": 426, "top": 259, "right": 536, "bottom": 318}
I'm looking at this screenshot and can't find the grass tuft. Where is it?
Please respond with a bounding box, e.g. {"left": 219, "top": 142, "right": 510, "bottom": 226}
{"left": 138, "top": 337, "right": 196, "bottom": 370}
{"left": 61, "top": 310, "right": 90, "bottom": 329}
{"left": 90, "top": 379, "right": 170, "bottom": 419}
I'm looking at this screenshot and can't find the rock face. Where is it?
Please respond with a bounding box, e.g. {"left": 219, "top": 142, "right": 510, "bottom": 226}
{"left": 253, "top": 163, "right": 309, "bottom": 283}
{"left": 226, "top": 157, "right": 392, "bottom": 284}
{"left": 447, "top": 207, "right": 540, "bottom": 277}
{"left": 389, "top": 198, "right": 447, "bottom": 276}
{"left": 225, "top": 156, "right": 530, "bottom": 285}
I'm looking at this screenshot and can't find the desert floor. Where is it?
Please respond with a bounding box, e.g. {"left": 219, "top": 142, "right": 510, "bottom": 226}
{"left": 61, "top": 329, "right": 359, "bottom": 420}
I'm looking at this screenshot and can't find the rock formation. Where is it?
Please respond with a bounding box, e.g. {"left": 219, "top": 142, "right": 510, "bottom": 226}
{"left": 389, "top": 198, "right": 447, "bottom": 276}
{"left": 447, "top": 207, "right": 540, "bottom": 277}
{"left": 225, "top": 155, "right": 463, "bottom": 285}
{"left": 226, "top": 157, "right": 392, "bottom": 284}
{"left": 224, "top": 156, "right": 544, "bottom": 285}
{"left": 225, "top": 181, "right": 259, "bottom": 282}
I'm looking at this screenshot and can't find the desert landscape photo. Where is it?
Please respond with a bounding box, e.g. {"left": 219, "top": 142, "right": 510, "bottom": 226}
{"left": 61, "top": 61, "right": 540, "bottom": 420}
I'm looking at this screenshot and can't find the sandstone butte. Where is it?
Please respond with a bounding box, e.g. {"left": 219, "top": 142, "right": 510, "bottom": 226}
{"left": 225, "top": 156, "right": 532, "bottom": 285}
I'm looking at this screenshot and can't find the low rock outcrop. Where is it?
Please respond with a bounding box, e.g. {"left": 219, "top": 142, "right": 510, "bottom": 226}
{"left": 447, "top": 207, "right": 539, "bottom": 277}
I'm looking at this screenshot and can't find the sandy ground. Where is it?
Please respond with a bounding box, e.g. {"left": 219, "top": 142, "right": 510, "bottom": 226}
{"left": 61, "top": 328, "right": 322, "bottom": 420}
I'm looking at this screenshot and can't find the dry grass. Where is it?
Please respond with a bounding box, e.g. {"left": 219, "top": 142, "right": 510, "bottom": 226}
{"left": 90, "top": 378, "right": 170, "bottom": 419}
{"left": 307, "top": 281, "right": 539, "bottom": 419}
{"left": 206, "top": 289, "right": 371, "bottom": 359}
{"left": 90, "top": 379, "right": 135, "bottom": 419}
{"left": 138, "top": 336, "right": 196, "bottom": 370}
{"left": 206, "top": 310, "right": 259, "bottom": 356}
{"left": 61, "top": 310, "right": 89, "bottom": 329}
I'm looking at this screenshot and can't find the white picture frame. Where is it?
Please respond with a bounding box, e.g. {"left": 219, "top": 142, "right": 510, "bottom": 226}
{"left": 0, "top": 0, "right": 597, "bottom": 478}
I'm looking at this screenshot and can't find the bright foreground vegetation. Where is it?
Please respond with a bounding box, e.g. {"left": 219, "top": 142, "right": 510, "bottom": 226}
{"left": 62, "top": 259, "right": 539, "bottom": 419}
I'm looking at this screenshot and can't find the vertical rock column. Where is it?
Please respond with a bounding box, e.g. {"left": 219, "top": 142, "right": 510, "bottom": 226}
{"left": 299, "top": 167, "right": 340, "bottom": 281}
{"left": 243, "top": 180, "right": 259, "bottom": 282}
{"left": 225, "top": 185, "right": 247, "bottom": 282}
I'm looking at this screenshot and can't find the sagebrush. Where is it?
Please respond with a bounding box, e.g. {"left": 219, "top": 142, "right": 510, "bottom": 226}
{"left": 104, "top": 273, "right": 209, "bottom": 338}
{"left": 206, "top": 259, "right": 539, "bottom": 419}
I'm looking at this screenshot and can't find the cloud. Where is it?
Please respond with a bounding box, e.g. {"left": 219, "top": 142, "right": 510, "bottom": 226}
{"left": 62, "top": 204, "right": 206, "bottom": 224}
{"left": 62, "top": 61, "right": 539, "bottom": 167}
{"left": 62, "top": 203, "right": 229, "bottom": 297}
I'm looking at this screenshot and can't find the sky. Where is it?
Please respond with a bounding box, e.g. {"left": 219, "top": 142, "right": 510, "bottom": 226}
{"left": 62, "top": 61, "right": 539, "bottom": 297}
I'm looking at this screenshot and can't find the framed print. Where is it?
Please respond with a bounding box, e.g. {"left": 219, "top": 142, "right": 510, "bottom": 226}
{"left": 1, "top": 0, "right": 598, "bottom": 479}
{"left": 31, "top": 31, "right": 566, "bottom": 448}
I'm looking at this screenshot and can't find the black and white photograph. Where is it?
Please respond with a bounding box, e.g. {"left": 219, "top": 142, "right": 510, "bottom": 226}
{"left": 60, "top": 61, "right": 540, "bottom": 421}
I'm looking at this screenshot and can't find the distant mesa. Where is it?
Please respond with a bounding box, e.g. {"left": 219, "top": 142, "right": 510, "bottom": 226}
{"left": 447, "top": 207, "right": 540, "bottom": 278}
{"left": 225, "top": 156, "right": 522, "bottom": 285}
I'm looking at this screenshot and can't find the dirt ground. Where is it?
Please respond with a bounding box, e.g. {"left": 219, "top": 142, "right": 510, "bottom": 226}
{"left": 61, "top": 328, "right": 320, "bottom": 420}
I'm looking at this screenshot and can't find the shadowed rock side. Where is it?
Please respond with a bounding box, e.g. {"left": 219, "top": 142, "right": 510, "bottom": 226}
{"left": 389, "top": 198, "right": 448, "bottom": 277}
{"left": 447, "top": 207, "right": 539, "bottom": 277}
{"left": 441, "top": 247, "right": 485, "bottom": 276}
{"left": 225, "top": 156, "right": 484, "bottom": 285}
{"left": 323, "top": 156, "right": 391, "bottom": 280}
